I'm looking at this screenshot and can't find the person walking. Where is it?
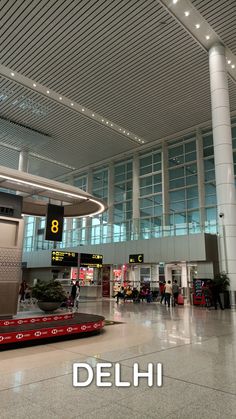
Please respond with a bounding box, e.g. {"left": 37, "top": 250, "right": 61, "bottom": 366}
{"left": 159, "top": 281, "right": 166, "bottom": 304}
{"left": 164, "top": 281, "right": 172, "bottom": 308}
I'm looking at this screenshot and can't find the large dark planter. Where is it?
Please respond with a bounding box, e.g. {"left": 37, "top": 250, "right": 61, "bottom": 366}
{"left": 37, "top": 301, "right": 61, "bottom": 312}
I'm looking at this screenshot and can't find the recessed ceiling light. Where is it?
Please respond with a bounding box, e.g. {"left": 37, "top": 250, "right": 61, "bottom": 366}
{"left": 173, "top": 0, "right": 178, "bottom": 4}
{"left": 206, "top": 35, "right": 210, "bottom": 40}
{"left": 102, "top": 119, "right": 104, "bottom": 122}
{"left": 110, "top": 123, "right": 113, "bottom": 127}
{"left": 141, "top": 141, "right": 145, "bottom": 144}
{"left": 106, "top": 121, "right": 109, "bottom": 125}
{"left": 46, "top": 90, "right": 50, "bottom": 94}
{"left": 92, "top": 113, "right": 95, "bottom": 117}
{"left": 138, "top": 139, "right": 141, "bottom": 142}
{"left": 59, "top": 96, "right": 62, "bottom": 100}
{"left": 10, "top": 72, "right": 15, "bottom": 76}
{"left": 71, "top": 103, "right": 74, "bottom": 106}
{"left": 135, "top": 136, "right": 137, "bottom": 140}
{"left": 33, "top": 83, "right": 37, "bottom": 87}
{"left": 227, "top": 60, "right": 231, "bottom": 64}
{"left": 184, "top": 11, "right": 189, "bottom": 17}
{"left": 195, "top": 24, "right": 200, "bottom": 29}
{"left": 123, "top": 130, "right": 126, "bottom": 134}
{"left": 82, "top": 108, "right": 85, "bottom": 112}
{"left": 232, "top": 64, "right": 235, "bottom": 69}
{"left": 119, "top": 128, "right": 122, "bottom": 131}
{"left": 127, "top": 133, "right": 129, "bottom": 135}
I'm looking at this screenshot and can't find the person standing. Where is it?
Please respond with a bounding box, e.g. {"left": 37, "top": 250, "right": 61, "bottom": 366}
{"left": 71, "top": 281, "right": 77, "bottom": 304}
{"left": 212, "top": 282, "right": 224, "bottom": 310}
{"left": 74, "top": 282, "right": 80, "bottom": 311}
{"left": 19, "top": 280, "right": 27, "bottom": 302}
{"left": 164, "top": 281, "right": 172, "bottom": 307}
{"left": 172, "top": 280, "right": 179, "bottom": 306}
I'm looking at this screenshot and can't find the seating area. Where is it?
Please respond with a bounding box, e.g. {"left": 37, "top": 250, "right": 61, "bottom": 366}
{"left": 114, "top": 286, "right": 159, "bottom": 304}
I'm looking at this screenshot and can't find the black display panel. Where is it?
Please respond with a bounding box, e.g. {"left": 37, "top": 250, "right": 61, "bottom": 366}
{"left": 51, "top": 251, "right": 78, "bottom": 267}
{"left": 45, "top": 204, "right": 64, "bottom": 241}
{"left": 129, "top": 254, "right": 144, "bottom": 263}
{"left": 80, "top": 253, "right": 103, "bottom": 268}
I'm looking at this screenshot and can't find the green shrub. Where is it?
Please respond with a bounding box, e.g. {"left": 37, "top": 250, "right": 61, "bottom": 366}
{"left": 32, "top": 280, "right": 66, "bottom": 302}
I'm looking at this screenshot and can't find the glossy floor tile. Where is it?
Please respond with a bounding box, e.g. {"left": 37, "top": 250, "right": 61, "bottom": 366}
{"left": 1, "top": 301, "right": 236, "bottom": 418}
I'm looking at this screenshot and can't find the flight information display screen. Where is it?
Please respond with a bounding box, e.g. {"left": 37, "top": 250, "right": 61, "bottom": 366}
{"left": 51, "top": 251, "right": 78, "bottom": 267}
{"left": 80, "top": 253, "right": 103, "bottom": 268}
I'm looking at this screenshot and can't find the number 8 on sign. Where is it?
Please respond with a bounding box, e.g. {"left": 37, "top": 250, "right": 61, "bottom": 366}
{"left": 51, "top": 219, "right": 59, "bottom": 233}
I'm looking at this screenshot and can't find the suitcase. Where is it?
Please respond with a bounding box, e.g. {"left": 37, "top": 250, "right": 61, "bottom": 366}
{"left": 177, "top": 294, "right": 184, "bottom": 305}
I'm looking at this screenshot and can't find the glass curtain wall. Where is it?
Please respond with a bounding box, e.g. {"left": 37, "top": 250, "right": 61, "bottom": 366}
{"left": 24, "top": 216, "right": 36, "bottom": 251}
{"left": 91, "top": 168, "right": 108, "bottom": 244}
{"left": 23, "top": 121, "right": 236, "bottom": 251}
{"left": 202, "top": 131, "right": 217, "bottom": 233}
{"left": 139, "top": 150, "right": 162, "bottom": 239}
{"left": 113, "top": 160, "right": 133, "bottom": 242}
{"left": 168, "top": 136, "right": 200, "bottom": 235}
{"left": 71, "top": 174, "right": 87, "bottom": 246}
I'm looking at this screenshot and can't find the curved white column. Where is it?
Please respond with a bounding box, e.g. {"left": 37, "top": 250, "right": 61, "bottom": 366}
{"left": 209, "top": 44, "right": 236, "bottom": 303}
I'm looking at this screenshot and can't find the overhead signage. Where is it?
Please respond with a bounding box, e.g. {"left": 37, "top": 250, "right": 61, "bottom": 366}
{"left": 129, "top": 254, "right": 144, "bottom": 264}
{"left": 80, "top": 253, "right": 103, "bottom": 268}
{"left": 45, "top": 204, "right": 64, "bottom": 242}
{"left": 51, "top": 251, "right": 78, "bottom": 267}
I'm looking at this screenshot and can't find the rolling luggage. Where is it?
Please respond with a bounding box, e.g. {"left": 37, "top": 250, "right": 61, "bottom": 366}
{"left": 177, "top": 294, "right": 184, "bottom": 305}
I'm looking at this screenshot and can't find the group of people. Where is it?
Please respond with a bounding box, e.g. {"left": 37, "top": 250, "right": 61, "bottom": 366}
{"left": 159, "top": 280, "right": 180, "bottom": 307}
{"left": 202, "top": 280, "right": 224, "bottom": 310}
{"left": 114, "top": 285, "right": 153, "bottom": 303}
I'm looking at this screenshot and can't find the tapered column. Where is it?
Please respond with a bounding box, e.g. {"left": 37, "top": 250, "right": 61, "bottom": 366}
{"left": 209, "top": 44, "right": 236, "bottom": 305}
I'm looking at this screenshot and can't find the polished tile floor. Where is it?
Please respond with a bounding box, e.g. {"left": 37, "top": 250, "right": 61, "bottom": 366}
{"left": 1, "top": 301, "right": 236, "bottom": 418}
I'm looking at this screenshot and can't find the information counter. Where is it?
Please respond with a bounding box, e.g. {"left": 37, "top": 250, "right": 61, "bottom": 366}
{"left": 80, "top": 285, "right": 102, "bottom": 300}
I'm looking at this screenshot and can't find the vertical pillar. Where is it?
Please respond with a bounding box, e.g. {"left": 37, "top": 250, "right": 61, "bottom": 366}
{"left": 209, "top": 44, "right": 236, "bottom": 305}
{"left": 132, "top": 154, "right": 140, "bottom": 239}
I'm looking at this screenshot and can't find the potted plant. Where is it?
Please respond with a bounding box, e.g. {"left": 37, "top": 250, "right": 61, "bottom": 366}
{"left": 32, "top": 280, "right": 66, "bottom": 312}
{"left": 213, "top": 273, "right": 230, "bottom": 308}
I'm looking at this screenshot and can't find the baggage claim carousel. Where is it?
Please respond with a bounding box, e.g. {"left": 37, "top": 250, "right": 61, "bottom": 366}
{"left": 0, "top": 313, "right": 105, "bottom": 348}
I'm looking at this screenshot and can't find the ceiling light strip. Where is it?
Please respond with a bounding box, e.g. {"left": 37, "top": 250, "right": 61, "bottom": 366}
{"left": 159, "top": 0, "right": 236, "bottom": 84}
{"left": 0, "top": 174, "right": 105, "bottom": 216}
{"left": 0, "top": 64, "right": 145, "bottom": 146}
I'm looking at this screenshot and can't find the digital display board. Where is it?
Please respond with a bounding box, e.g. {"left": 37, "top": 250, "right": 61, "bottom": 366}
{"left": 51, "top": 251, "right": 78, "bottom": 267}
{"left": 80, "top": 253, "right": 103, "bottom": 268}
{"left": 129, "top": 254, "right": 144, "bottom": 263}
{"left": 45, "top": 204, "right": 64, "bottom": 242}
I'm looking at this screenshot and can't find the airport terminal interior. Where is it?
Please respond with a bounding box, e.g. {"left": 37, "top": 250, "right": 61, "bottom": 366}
{"left": 1, "top": 0, "right": 236, "bottom": 418}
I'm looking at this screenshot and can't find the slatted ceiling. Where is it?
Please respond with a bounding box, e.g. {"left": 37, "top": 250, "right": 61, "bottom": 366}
{"left": 192, "top": 0, "right": 236, "bottom": 54}
{"left": 0, "top": 1, "right": 236, "bottom": 178}
{"left": 0, "top": 145, "right": 19, "bottom": 170}
{"left": 28, "top": 156, "right": 72, "bottom": 179}
{"left": 0, "top": 75, "right": 136, "bottom": 169}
